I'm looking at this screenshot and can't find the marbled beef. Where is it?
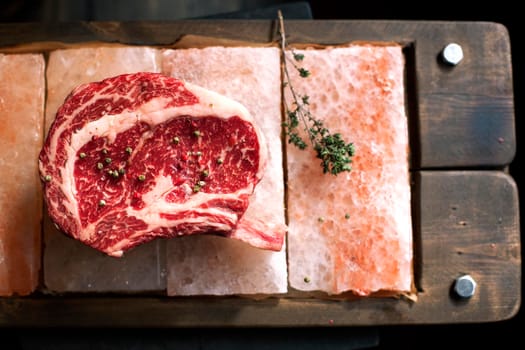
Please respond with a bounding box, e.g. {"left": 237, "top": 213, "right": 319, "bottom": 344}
{"left": 39, "top": 72, "right": 274, "bottom": 257}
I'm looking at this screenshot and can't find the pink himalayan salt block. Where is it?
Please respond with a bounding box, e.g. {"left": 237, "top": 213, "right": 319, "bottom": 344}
{"left": 42, "top": 47, "right": 167, "bottom": 293}
{"left": 0, "top": 53, "right": 45, "bottom": 296}
{"left": 162, "top": 46, "right": 287, "bottom": 295}
{"left": 285, "top": 45, "right": 414, "bottom": 296}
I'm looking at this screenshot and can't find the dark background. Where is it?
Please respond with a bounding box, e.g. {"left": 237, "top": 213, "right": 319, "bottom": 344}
{"left": 1, "top": 0, "right": 522, "bottom": 348}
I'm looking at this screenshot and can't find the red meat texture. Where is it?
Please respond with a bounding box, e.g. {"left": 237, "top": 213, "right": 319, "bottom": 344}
{"left": 39, "top": 72, "right": 280, "bottom": 257}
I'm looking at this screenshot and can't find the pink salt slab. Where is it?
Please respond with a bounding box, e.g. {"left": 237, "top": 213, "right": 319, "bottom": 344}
{"left": 285, "top": 45, "right": 413, "bottom": 296}
{"left": 43, "top": 47, "right": 167, "bottom": 293}
{"left": 162, "top": 47, "right": 287, "bottom": 295}
{"left": 0, "top": 53, "right": 45, "bottom": 296}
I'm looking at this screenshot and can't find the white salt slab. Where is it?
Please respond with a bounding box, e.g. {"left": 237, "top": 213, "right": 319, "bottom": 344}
{"left": 43, "top": 215, "right": 166, "bottom": 293}
{"left": 44, "top": 46, "right": 162, "bottom": 134}
{"left": 42, "top": 46, "right": 166, "bottom": 293}
{"left": 162, "top": 46, "right": 287, "bottom": 295}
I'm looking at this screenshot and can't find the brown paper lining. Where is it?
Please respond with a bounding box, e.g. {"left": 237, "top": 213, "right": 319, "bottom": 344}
{"left": 0, "top": 34, "right": 402, "bottom": 53}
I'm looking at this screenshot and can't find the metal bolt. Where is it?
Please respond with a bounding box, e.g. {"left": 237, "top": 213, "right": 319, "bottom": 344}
{"left": 441, "top": 43, "right": 464, "bottom": 66}
{"left": 454, "top": 274, "right": 477, "bottom": 298}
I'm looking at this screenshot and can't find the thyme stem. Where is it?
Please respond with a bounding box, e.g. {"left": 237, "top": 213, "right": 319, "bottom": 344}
{"left": 278, "top": 10, "right": 355, "bottom": 175}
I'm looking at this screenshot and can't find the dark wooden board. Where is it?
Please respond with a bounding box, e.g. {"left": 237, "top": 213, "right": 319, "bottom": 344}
{"left": 0, "top": 21, "right": 520, "bottom": 326}
{"left": 0, "top": 171, "right": 519, "bottom": 326}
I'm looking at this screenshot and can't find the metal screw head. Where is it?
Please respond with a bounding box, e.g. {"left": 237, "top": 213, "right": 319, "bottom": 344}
{"left": 454, "top": 275, "right": 477, "bottom": 298}
{"left": 441, "top": 43, "right": 464, "bottom": 66}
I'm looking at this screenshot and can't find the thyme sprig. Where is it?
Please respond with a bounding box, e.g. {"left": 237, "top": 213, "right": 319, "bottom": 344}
{"left": 278, "top": 10, "right": 355, "bottom": 176}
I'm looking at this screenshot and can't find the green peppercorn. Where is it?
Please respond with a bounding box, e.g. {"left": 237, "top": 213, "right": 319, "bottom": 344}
{"left": 108, "top": 170, "right": 119, "bottom": 178}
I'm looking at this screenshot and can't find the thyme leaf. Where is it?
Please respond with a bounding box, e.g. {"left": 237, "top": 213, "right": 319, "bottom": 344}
{"left": 278, "top": 10, "right": 355, "bottom": 175}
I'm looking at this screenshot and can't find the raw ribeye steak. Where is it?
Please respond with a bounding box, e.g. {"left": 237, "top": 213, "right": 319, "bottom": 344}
{"left": 39, "top": 72, "right": 270, "bottom": 257}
